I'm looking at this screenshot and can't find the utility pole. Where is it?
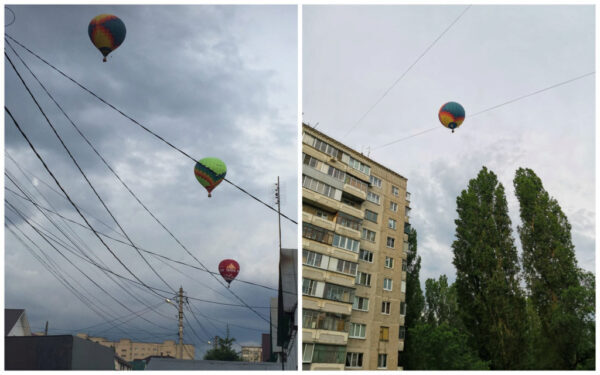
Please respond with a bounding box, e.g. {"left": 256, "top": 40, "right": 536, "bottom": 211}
{"left": 44, "top": 321, "right": 48, "bottom": 336}
{"left": 275, "top": 177, "right": 285, "bottom": 371}
{"left": 177, "top": 286, "right": 184, "bottom": 360}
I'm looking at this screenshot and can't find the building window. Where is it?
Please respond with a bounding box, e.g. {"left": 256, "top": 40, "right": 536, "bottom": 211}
{"left": 303, "top": 309, "right": 319, "bottom": 329}
{"left": 364, "top": 210, "right": 378, "bottom": 223}
{"left": 392, "top": 186, "right": 399, "bottom": 196}
{"left": 346, "top": 352, "right": 363, "bottom": 368}
{"left": 337, "top": 213, "right": 361, "bottom": 231}
{"left": 404, "top": 222, "right": 411, "bottom": 235}
{"left": 390, "top": 201, "right": 398, "bottom": 212}
{"left": 400, "top": 301, "right": 407, "bottom": 316}
{"left": 381, "top": 301, "right": 391, "bottom": 315}
{"left": 402, "top": 259, "right": 407, "bottom": 271}
{"left": 348, "top": 157, "right": 371, "bottom": 175}
{"left": 385, "top": 257, "right": 394, "bottom": 268}
{"left": 406, "top": 191, "right": 411, "bottom": 201}
{"left": 345, "top": 174, "right": 369, "bottom": 192}
{"left": 369, "top": 175, "right": 382, "bottom": 188}
{"left": 359, "top": 249, "right": 373, "bottom": 262}
{"left": 386, "top": 237, "right": 395, "bottom": 248}
{"left": 323, "top": 283, "right": 355, "bottom": 303}
{"left": 405, "top": 206, "right": 411, "bottom": 219}
{"left": 305, "top": 311, "right": 349, "bottom": 332}
{"left": 401, "top": 280, "right": 406, "bottom": 293}
{"left": 353, "top": 296, "right": 369, "bottom": 311}
{"left": 332, "top": 234, "right": 360, "bottom": 253}
{"left": 302, "top": 343, "right": 315, "bottom": 363}
{"left": 388, "top": 218, "right": 397, "bottom": 230}
{"left": 383, "top": 278, "right": 393, "bottom": 291}
{"left": 379, "top": 327, "right": 389, "bottom": 341}
{"left": 311, "top": 344, "right": 346, "bottom": 364}
{"left": 302, "top": 153, "right": 321, "bottom": 169}
{"left": 303, "top": 222, "right": 334, "bottom": 245}
{"left": 361, "top": 228, "right": 376, "bottom": 242}
{"left": 303, "top": 249, "right": 323, "bottom": 268}
{"left": 312, "top": 138, "right": 340, "bottom": 159}
{"left": 302, "top": 175, "right": 336, "bottom": 198}
{"left": 378, "top": 353, "right": 388, "bottom": 369}
{"left": 366, "top": 191, "right": 380, "bottom": 204}
{"left": 303, "top": 278, "right": 318, "bottom": 296}
{"left": 315, "top": 210, "right": 330, "bottom": 219}
{"left": 356, "top": 272, "right": 372, "bottom": 287}
{"left": 327, "top": 165, "right": 346, "bottom": 181}
{"left": 336, "top": 259, "right": 358, "bottom": 276}
{"left": 349, "top": 323, "right": 366, "bottom": 339}
{"left": 399, "top": 326, "right": 406, "bottom": 340}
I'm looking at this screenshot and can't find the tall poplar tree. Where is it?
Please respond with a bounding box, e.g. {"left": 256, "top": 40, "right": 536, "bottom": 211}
{"left": 514, "top": 167, "right": 595, "bottom": 369}
{"left": 402, "top": 228, "right": 425, "bottom": 369}
{"left": 452, "top": 166, "right": 528, "bottom": 369}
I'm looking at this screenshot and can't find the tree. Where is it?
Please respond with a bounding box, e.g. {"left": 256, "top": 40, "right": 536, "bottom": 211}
{"left": 514, "top": 168, "right": 595, "bottom": 369}
{"left": 401, "top": 228, "right": 425, "bottom": 369}
{"left": 203, "top": 330, "right": 241, "bottom": 361}
{"left": 452, "top": 166, "right": 528, "bottom": 369}
{"left": 405, "top": 274, "right": 488, "bottom": 370}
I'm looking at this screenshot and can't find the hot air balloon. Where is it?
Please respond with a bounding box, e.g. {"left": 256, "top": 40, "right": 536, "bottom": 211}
{"left": 88, "top": 14, "right": 126, "bottom": 62}
{"left": 438, "top": 101, "right": 465, "bottom": 133}
{"left": 194, "top": 157, "right": 227, "bottom": 197}
{"left": 218, "top": 259, "right": 240, "bottom": 287}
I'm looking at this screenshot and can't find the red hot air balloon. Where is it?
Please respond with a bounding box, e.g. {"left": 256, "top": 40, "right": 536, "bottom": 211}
{"left": 218, "top": 259, "right": 240, "bottom": 287}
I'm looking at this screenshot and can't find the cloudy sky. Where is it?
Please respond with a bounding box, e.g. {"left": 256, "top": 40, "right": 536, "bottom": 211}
{"left": 304, "top": 5, "right": 595, "bottom": 285}
{"left": 4, "top": 5, "right": 297, "bottom": 356}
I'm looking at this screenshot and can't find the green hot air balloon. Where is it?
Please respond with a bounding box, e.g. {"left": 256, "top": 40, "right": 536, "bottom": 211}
{"left": 194, "top": 157, "right": 227, "bottom": 197}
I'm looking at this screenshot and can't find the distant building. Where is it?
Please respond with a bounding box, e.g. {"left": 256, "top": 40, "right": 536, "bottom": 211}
{"left": 5, "top": 335, "right": 119, "bottom": 370}
{"left": 5, "top": 309, "right": 31, "bottom": 336}
{"left": 241, "top": 345, "right": 263, "bottom": 362}
{"left": 76, "top": 333, "right": 195, "bottom": 361}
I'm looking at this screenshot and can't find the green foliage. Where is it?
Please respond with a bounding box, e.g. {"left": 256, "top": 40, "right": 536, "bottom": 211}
{"left": 404, "top": 228, "right": 425, "bottom": 329}
{"left": 405, "top": 322, "right": 489, "bottom": 370}
{"left": 452, "top": 166, "right": 528, "bottom": 369}
{"left": 514, "top": 168, "right": 595, "bottom": 369}
{"left": 203, "top": 334, "right": 241, "bottom": 361}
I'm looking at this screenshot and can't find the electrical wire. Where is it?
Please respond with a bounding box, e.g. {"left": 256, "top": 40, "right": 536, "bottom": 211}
{"left": 5, "top": 34, "right": 297, "bottom": 225}
{"left": 6, "top": 49, "right": 177, "bottom": 296}
{"left": 344, "top": 5, "right": 472, "bottom": 138}
{"left": 373, "top": 71, "right": 595, "bottom": 150}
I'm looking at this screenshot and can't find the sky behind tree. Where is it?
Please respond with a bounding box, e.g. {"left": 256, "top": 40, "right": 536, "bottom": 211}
{"left": 4, "top": 4, "right": 297, "bottom": 357}
{"left": 303, "top": 5, "right": 595, "bottom": 285}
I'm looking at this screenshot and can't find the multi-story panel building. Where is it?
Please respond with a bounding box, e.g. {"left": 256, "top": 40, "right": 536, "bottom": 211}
{"left": 301, "top": 124, "right": 410, "bottom": 371}
{"left": 76, "top": 333, "right": 195, "bottom": 361}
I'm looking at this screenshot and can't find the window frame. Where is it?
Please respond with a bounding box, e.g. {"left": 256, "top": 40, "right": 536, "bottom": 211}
{"left": 381, "top": 301, "right": 391, "bottom": 315}
{"left": 386, "top": 236, "right": 395, "bottom": 249}
{"left": 383, "top": 278, "right": 393, "bottom": 291}
{"left": 349, "top": 322, "right": 367, "bottom": 339}
{"left": 385, "top": 256, "right": 394, "bottom": 269}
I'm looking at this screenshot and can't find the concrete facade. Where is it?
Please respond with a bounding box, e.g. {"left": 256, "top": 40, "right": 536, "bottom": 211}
{"left": 302, "top": 124, "right": 409, "bottom": 370}
{"left": 241, "top": 346, "right": 263, "bottom": 362}
{"left": 76, "top": 333, "right": 195, "bottom": 361}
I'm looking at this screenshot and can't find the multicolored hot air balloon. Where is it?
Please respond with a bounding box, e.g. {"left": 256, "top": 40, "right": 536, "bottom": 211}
{"left": 88, "top": 14, "right": 126, "bottom": 62}
{"left": 218, "top": 259, "right": 240, "bottom": 287}
{"left": 438, "top": 101, "right": 465, "bottom": 133}
{"left": 194, "top": 157, "right": 227, "bottom": 197}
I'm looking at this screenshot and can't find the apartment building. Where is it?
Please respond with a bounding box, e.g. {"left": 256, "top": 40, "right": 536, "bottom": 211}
{"left": 301, "top": 124, "right": 411, "bottom": 370}
{"left": 76, "top": 333, "right": 195, "bottom": 361}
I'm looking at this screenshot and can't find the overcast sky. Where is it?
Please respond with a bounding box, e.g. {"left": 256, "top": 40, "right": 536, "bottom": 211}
{"left": 304, "top": 5, "right": 595, "bottom": 286}
{"left": 4, "top": 5, "right": 297, "bottom": 356}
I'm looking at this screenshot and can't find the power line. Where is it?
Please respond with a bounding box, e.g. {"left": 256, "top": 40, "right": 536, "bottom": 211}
{"left": 6, "top": 185, "right": 291, "bottom": 296}
{"left": 373, "top": 71, "right": 595, "bottom": 150}
{"left": 6, "top": 48, "right": 177, "bottom": 296}
{"left": 5, "top": 102, "right": 171, "bottom": 301}
{"left": 344, "top": 5, "right": 471, "bottom": 138}
{"left": 5, "top": 34, "right": 297, "bottom": 225}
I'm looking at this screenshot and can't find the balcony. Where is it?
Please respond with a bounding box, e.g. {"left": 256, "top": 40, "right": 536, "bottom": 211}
{"left": 339, "top": 202, "right": 363, "bottom": 219}
{"left": 303, "top": 239, "right": 359, "bottom": 262}
{"left": 303, "top": 188, "right": 341, "bottom": 212}
{"left": 309, "top": 363, "right": 345, "bottom": 371}
{"left": 303, "top": 211, "right": 336, "bottom": 231}
{"left": 303, "top": 296, "right": 353, "bottom": 315}
{"left": 303, "top": 328, "right": 348, "bottom": 346}
{"left": 334, "top": 225, "right": 361, "bottom": 240}
{"left": 342, "top": 183, "right": 367, "bottom": 201}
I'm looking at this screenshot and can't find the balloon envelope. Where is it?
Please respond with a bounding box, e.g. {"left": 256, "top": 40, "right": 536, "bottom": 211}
{"left": 218, "top": 259, "right": 240, "bottom": 284}
{"left": 88, "top": 14, "right": 126, "bottom": 62}
{"left": 194, "top": 157, "right": 227, "bottom": 197}
{"left": 439, "top": 101, "right": 465, "bottom": 131}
